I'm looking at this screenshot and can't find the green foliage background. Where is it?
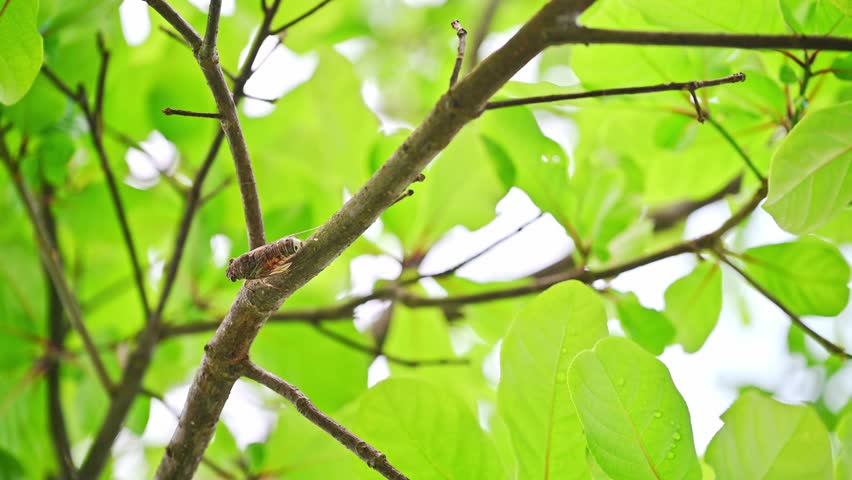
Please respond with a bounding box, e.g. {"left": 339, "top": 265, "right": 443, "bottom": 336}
{"left": 0, "top": 0, "right": 851, "bottom": 478}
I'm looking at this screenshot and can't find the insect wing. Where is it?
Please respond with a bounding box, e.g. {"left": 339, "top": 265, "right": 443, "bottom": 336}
{"left": 246, "top": 253, "right": 296, "bottom": 280}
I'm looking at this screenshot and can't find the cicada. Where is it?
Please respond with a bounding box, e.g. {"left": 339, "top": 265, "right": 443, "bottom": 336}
{"left": 226, "top": 236, "right": 302, "bottom": 281}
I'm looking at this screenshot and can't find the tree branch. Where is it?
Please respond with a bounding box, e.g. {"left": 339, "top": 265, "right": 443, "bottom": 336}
{"left": 41, "top": 188, "right": 76, "bottom": 480}
{"left": 485, "top": 72, "right": 745, "bottom": 110}
{"left": 466, "top": 0, "right": 501, "bottom": 72}
{"left": 705, "top": 114, "right": 764, "bottom": 181}
{"left": 43, "top": 57, "right": 153, "bottom": 321}
{"left": 715, "top": 252, "right": 852, "bottom": 359}
{"left": 144, "top": 0, "right": 267, "bottom": 249}
{"left": 400, "top": 182, "right": 767, "bottom": 308}
{"left": 312, "top": 322, "right": 468, "bottom": 367}
{"left": 241, "top": 361, "right": 410, "bottom": 480}
{"left": 449, "top": 20, "right": 467, "bottom": 87}
{"left": 270, "top": 0, "right": 335, "bottom": 35}
{"left": 0, "top": 137, "right": 114, "bottom": 394}
{"left": 547, "top": 25, "right": 852, "bottom": 51}
{"left": 162, "top": 107, "right": 222, "bottom": 119}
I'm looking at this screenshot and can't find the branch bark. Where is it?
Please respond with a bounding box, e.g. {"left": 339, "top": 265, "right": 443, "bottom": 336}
{"left": 241, "top": 361, "right": 410, "bottom": 480}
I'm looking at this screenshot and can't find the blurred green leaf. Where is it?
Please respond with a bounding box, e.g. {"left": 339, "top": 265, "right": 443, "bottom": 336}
{"left": 764, "top": 102, "right": 852, "bottom": 233}
{"left": 664, "top": 261, "right": 722, "bottom": 353}
{"left": 498, "top": 281, "right": 608, "bottom": 479}
{"left": 705, "top": 390, "right": 832, "bottom": 479}
{"left": 568, "top": 336, "right": 702, "bottom": 480}
{"left": 0, "top": 0, "right": 43, "bottom": 105}
{"left": 833, "top": 54, "right": 852, "bottom": 81}
{"left": 740, "top": 237, "right": 850, "bottom": 316}
{"left": 837, "top": 410, "right": 852, "bottom": 479}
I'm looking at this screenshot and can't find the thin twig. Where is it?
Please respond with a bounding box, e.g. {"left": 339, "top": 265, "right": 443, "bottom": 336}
{"left": 449, "top": 20, "right": 468, "bottom": 87}
{"left": 241, "top": 362, "right": 410, "bottom": 480}
{"left": 146, "top": 0, "right": 266, "bottom": 249}
{"left": 408, "top": 212, "right": 545, "bottom": 284}
{"left": 162, "top": 107, "right": 222, "bottom": 119}
{"left": 688, "top": 87, "right": 705, "bottom": 122}
{"left": 704, "top": 115, "right": 764, "bottom": 181}
{"left": 270, "top": 0, "right": 335, "bottom": 35}
{"left": 466, "top": 0, "right": 501, "bottom": 72}
{"left": 0, "top": 137, "right": 114, "bottom": 394}
{"left": 715, "top": 252, "right": 851, "bottom": 358}
{"left": 485, "top": 72, "right": 746, "bottom": 110}
{"left": 312, "top": 322, "right": 468, "bottom": 367}
{"left": 42, "top": 60, "right": 153, "bottom": 321}
{"left": 41, "top": 188, "right": 76, "bottom": 480}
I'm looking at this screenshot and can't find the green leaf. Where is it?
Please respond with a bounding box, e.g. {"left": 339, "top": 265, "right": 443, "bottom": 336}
{"left": 480, "top": 133, "right": 517, "bottom": 191}
{"left": 705, "top": 390, "right": 832, "bottom": 480}
{"left": 741, "top": 238, "right": 850, "bottom": 316}
{"left": 498, "top": 281, "right": 608, "bottom": 479}
{"left": 837, "top": 410, "right": 852, "bottom": 479}
{"left": 2, "top": 74, "right": 67, "bottom": 134}
{"left": 833, "top": 54, "right": 852, "bottom": 81}
{"left": 0, "top": 0, "right": 43, "bottom": 105}
{"left": 126, "top": 395, "right": 150, "bottom": 436}
{"left": 664, "top": 262, "right": 723, "bottom": 353}
{"left": 764, "top": 102, "right": 852, "bottom": 233}
{"left": 353, "top": 378, "right": 505, "bottom": 479}
{"left": 568, "top": 337, "right": 702, "bottom": 480}
{"left": 615, "top": 292, "right": 675, "bottom": 356}
{"left": 832, "top": 0, "right": 852, "bottom": 15}
{"left": 780, "top": 0, "right": 849, "bottom": 35}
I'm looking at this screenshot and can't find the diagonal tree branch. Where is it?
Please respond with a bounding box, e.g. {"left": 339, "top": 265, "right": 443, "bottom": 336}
{"left": 715, "top": 251, "right": 851, "bottom": 358}
{"left": 312, "top": 322, "right": 469, "bottom": 367}
{"left": 466, "top": 0, "right": 501, "bottom": 72}
{"left": 240, "top": 361, "right": 409, "bottom": 480}
{"left": 270, "top": 0, "right": 336, "bottom": 35}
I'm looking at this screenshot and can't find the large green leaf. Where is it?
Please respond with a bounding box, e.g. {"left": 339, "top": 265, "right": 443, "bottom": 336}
{"left": 498, "top": 281, "right": 608, "bottom": 479}
{"left": 664, "top": 262, "right": 723, "bottom": 353}
{"left": 353, "top": 377, "right": 505, "bottom": 479}
{"left": 0, "top": 0, "right": 43, "bottom": 105}
{"left": 705, "top": 390, "right": 832, "bottom": 479}
{"left": 567, "top": 337, "right": 702, "bottom": 480}
{"left": 740, "top": 238, "right": 850, "bottom": 316}
{"left": 764, "top": 102, "right": 852, "bottom": 233}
